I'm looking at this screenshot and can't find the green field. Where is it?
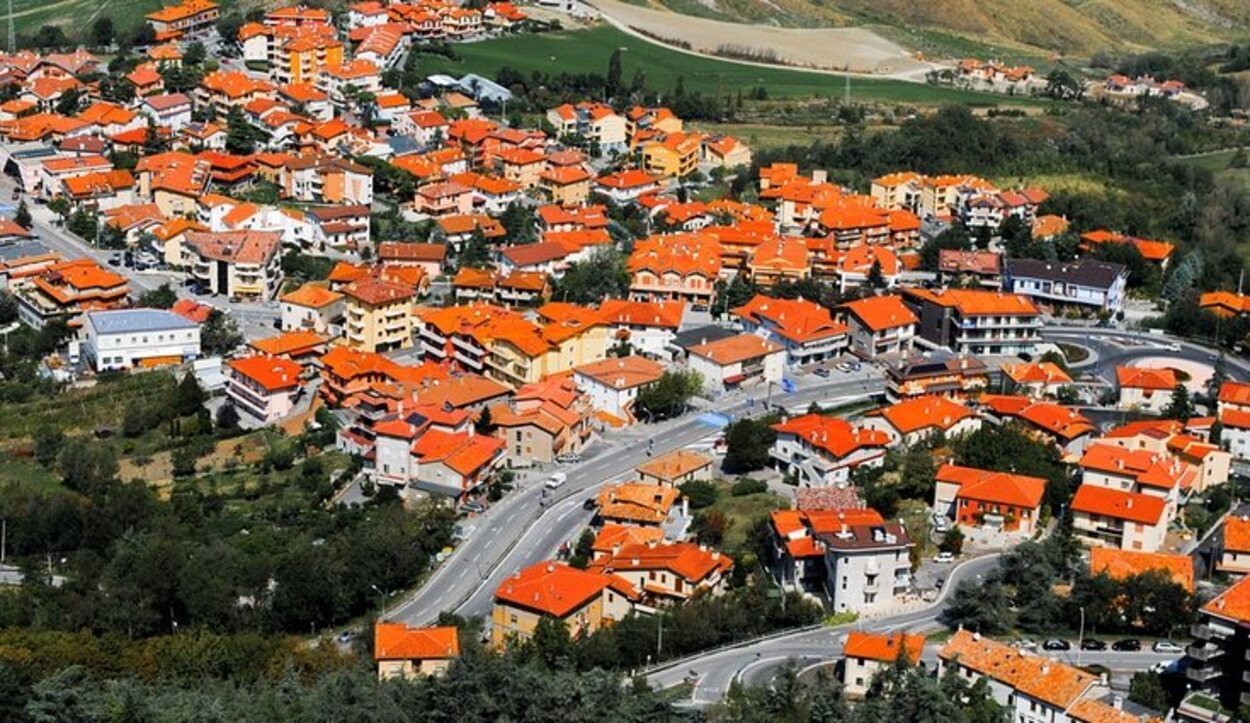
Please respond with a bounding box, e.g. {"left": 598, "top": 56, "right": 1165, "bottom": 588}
{"left": 1174, "top": 149, "right": 1250, "bottom": 193}
{"left": 1, "top": 0, "right": 262, "bottom": 40}
{"left": 418, "top": 25, "right": 1048, "bottom": 105}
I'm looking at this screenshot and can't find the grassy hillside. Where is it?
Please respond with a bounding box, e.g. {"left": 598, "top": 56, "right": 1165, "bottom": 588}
{"left": 621, "top": 0, "right": 1250, "bottom": 56}
{"left": 417, "top": 26, "right": 1048, "bottom": 105}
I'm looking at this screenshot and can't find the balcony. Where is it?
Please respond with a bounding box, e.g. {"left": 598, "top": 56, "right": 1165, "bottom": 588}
{"left": 1187, "top": 664, "right": 1223, "bottom": 683}
{"left": 1188, "top": 641, "right": 1225, "bottom": 662}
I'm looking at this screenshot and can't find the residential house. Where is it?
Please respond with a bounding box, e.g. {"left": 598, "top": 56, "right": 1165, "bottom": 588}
{"left": 491, "top": 561, "right": 639, "bottom": 648}
{"left": 820, "top": 513, "right": 913, "bottom": 615}
{"left": 840, "top": 295, "right": 918, "bottom": 359}
{"left": 587, "top": 541, "right": 733, "bottom": 605}
{"left": 733, "top": 295, "right": 848, "bottom": 365}
{"left": 280, "top": 283, "right": 344, "bottom": 333}
{"left": 628, "top": 233, "right": 721, "bottom": 307}
{"left": 842, "top": 632, "right": 925, "bottom": 698}
{"left": 373, "top": 622, "right": 459, "bottom": 680}
{"left": 1116, "top": 366, "right": 1178, "bottom": 414}
{"left": 16, "top": 258, "right": 129, "bottom": 328}
{"left": 979, "top": 395, "right": 1095, "bottom": 456}
{"left": 597, "top": 299, "right": 684, "bottom": 359}
{"left": 863, "top": 395, "right": 980, "bottom": 447}
{"left": 636, "top": 450, "right": 712, "bottom": 488}
{"left": 1003, "top": 361, "right": 1073, "bottom": 399}
{"left": 572, "top": 355, "right": 665, "bottom": 426}
{"left": 770, "top": 413, "right": 890, "bottom": 487}
{"left": 226, "top": 355, "right": 304, "bottom": 423}
{"left": 932, "top": 463, "right": 1046, "bottom": 535}
{"left": 1089, "top": 547, "right": 1193, "bottom": 592}
{"left": 685, "top": 333, "right": 785, "bottom": 394}
{"left": 1219, "top": 381, "right": 1250, "bottom": 461}
{"left": 545, "top": 102, "right": 627, "bottom": 154}
{"left": 378, "top": 242, "right": 446, "bottom": 278}
{"left": 1219, "top": 516, "right": 1250, "bottom": 576}
{"left": 488, "top": 377, "right": 592, "bottom": 465}
{"left": 937, "top": 249, "right": 1001, "bottom": 289}
{"left": 1070, "top": 483, "right": 1168, "bottom": 551}
{"left": 595, "top": 482, "right": 680, "bottom": 528}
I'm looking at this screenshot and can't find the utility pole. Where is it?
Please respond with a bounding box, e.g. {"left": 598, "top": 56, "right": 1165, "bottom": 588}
{"left": 6, "top": 0, "right": 13, "bottom": 54}
{"left": 844, "top": 74, "right": 850, "bottom": 104}
{"left": 656, "top": 614, "right": 663, "bottom": 659}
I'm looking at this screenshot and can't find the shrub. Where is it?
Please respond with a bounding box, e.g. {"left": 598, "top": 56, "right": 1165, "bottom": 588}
{"left": 730, "top": 478, "right": 768, "bottom": 496}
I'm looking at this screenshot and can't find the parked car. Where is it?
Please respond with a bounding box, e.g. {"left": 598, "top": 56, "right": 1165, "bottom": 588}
{"left": 460, "top": 500, "right": 485, "bottom": 514}
{"left": 1153, "top": 641, "right": 1184, "bottom": 654}
{"left": 107, "top": 255, "right": 121, "bottom": 266}
{"left": 582, "top": 498, "right": 597, "bottom": 511}
{"left": 336, "top": 630, "right": 357, "bottom": 644}
{"left": 814, "top": 367, "right": 831, "bottom": 378}
{"left": 1015, "top": 639, "right": 1037, "bottom": 651}
{"left": 1112, "top": 638, "right": 1141, "bottom": 652}
{"left": 556, "top": 453, "right": 582, "bottom": 464}
{"left": 932, "top": 552, "right": 955, "bottom": 564}
{"left": 1042, "top": 639, "right": 1071, "bottom": 651}
{"left": 1080, "top": 639, "right": 1107, "bottom": 651}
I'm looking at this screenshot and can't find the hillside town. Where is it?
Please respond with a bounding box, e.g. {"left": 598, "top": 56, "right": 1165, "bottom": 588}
{"left": 0, "top": 0, "right": 1249, "bottom": 720}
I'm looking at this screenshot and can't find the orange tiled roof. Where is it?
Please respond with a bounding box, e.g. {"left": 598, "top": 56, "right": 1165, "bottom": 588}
{"left": 598, "top": 299, "right": 684, "bottom": 330}
{"left": 495, "top": 561, "right": 626, "bottom": 617}
{"left": 374, "top": 622, "right": 459, "bottom": 661}
{"left": 1202, "top": 574, "right": 1250, "bottom": 624}
{"left": 1089, "top": 547, "right": 1193, "bottom": 592}
{"left": 903, "top": 287, "right": 1038, "bottom": 317}
{"left": 687, "top": 333, "right": 782, "bottom": 366}
{"left": 635, "top": 449, "right": 712, "bottom": 483}
{"left": 734, "top": 295, "right": 847, "bottom": 345}
{"left": 1225, "top": 516, "right": 1250, "bottom": 554}
{"left": 876, "top": 395, "right": 973, "bottom": 435}
{"left": 249, "top": 330, "right": 327, "bottom": 357}
{"left": 1116, "top": 366, "right": 1177, "bottom": 391}
{"left": 574, "top": 356, "right": 664, "bottom": 390}
{"left": 844, "top": 631, "right": 925, "bottom": 664}
{"left": 227, "top": 355, "right": 303, "bottom": 392}
{"left": 939, "top": 629, "right": 1096, "bottom": 710}
{"left": 592, "top": 524, "right": 664, "bottom": 554}
{"left": 980, "top": 395, "right": 1094, "bottom": 441}
{"left": 1003, "top": 361, "right": 1071, "bottom": 386}
{"left": 935, "top": 463, "right": 1046, "bottom": 510}
{"left": 596, "top": 482, "right": 678, "bottom": 525}
{"left": 281, "top": 283, "right": 343, "bottom": 309}
{"left": 772, "top": 413, "right": 890, "bottom": 459}
{"left": 1070, "top": 484, "right": 1166, "bottom": 525}
{"left": 588, "top": 541, "right": 732, "bottom": 585}
{"left": 1220, "top": 380, "right": 1250, "bottom": 406}
{"left": 841, "top": 295, "right": 917, "bottom": 332}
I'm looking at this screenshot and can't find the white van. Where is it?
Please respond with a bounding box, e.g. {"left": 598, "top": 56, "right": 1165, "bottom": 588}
{"left": 545, "top": 472, "right": 568, "bottom": 490}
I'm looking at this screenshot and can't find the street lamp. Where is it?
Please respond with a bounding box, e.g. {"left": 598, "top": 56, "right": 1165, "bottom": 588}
{"left": 1075, "top": 606, "right": 1086, "bottom": 666}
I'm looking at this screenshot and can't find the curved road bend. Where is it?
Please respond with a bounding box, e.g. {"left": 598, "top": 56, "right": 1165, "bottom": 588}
{"left": 1041, "top": 327, "right": 1250, "bottom": 383}
{"left": 387, "top": 376, "right": 886, "bottom": 625}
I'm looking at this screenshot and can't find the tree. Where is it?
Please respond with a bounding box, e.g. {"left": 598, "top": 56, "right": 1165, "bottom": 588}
{"left": 475, "top": 406, "right": 494, "bottom": 434}
{"left": 1207, "top": 353, "right": 1229, "bottom": 401}
{"left": 171, "top": 374, "right": 206, "bottom": 418}
{"left": 91, "top": 17, "right": 114, "bottom": 48}
{"left": 225, "top": 106, "right": 259, "bottom": 154}
{"left": 606, "top": 48, "right": 623, "bottom": 98}
{"left": 1055, "top": 385, "right": 1080, "bottom": 405}
{"left": 215, "top": 402, "right": 240, "bottom": 431}
{"left": 553, "top": 249, "right": 630, "bottom": 304}
{"left": 634, "top": 369, "right": 702, "bottom": 421}
{"left": 919, "top": 226, "right": 971, "bottom": 270}
{"left": 54, "top": 88, "right": 83, "bottom": 116}
{"left": 692, "top": 508, "right": 728, "bottom": 545}
{"left": 13, "top": 201, "right": 30, "bottom": 230}
{"left": 183, "top": 41, "right": 207, "bottom": 66}
{"left": 568, "top": 529, "right": 595, "bottom": 569}
{"left": 201, "top": 309, "right": 243, "bottom": 355}
{"left": 723, "top": 417, "right": 777, "bottom": 474}
{"left": 1163, "top": 384, "right": 1194, "bottom": 421}
{"left": 866, "top": 259, "right": 886, "bottom": 289}
{"left": 939, "top": 525, "right": 964, "bottom": 555}
{"left": 678, "top": 479, "right": 718, "bottom": 509}
{"left": 941, "top": 578, "right": 1014, "bottom": 634}
{"left": 137, "top": 283, "right": 177, "bottom": 309}
{"left": 898, "top": 446, "right": 936, "bottom": 499}
{"left": 712, "top": 275, "right": 758, "bottom": 319}
{"left": 130, "top": 23, "right": 157, "bottom": 47}
{"left": 32, "top": 426, "right": 65, "bottom": 468}
{"left": 527, "top": 616, "right": 574, "bottom": 668}
{"left": 1044, "top": 67, "right": 1084, "bottom": 100}
{"left": 1129, "top": 671, "right": 1170, "bottom": 713}
{"left": 456, "top": 228, "right": 492, "bottom": 270}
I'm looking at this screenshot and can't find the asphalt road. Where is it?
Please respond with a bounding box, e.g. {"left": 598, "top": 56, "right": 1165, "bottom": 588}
{"left": 384, "top": 375, "right": 887, "bottom": 625}
{"left": 1041, "top": 327, "right": 1250, "bottom": 384}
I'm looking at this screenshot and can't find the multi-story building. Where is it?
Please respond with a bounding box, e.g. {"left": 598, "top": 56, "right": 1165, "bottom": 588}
{"left": 597, "top": 299, "right": 684, "bottom": 359}
{"left": 1002, "top": 361, "right": 1072, "bottom": 399}
{"left": 635, "top": 449, "right": 713, "bottom": 487}
{"left": 183, "top": 230, "right": 283, "bottom": 300}
{"left": 902, "top": 287, "right": 1041, "bottom": 357}
{"left": 1185, "top": 575, "right": 1250, "bottom": 714}
{"left": 884, "top": 350, "right": 988, "bottom": 402}
{"left": 545, "top": 102, "right": 627, "bottom": 154}
{"left": 770, "top": 413, "right": 890, "bottom": 487}
{"left": 1003, "top": 258, "right": 1129, "bottom": 317}
{"left": 342, "top": 278, "right": 414, "bottom": 352}
{"left": 686, "top": 333, "right": 785, "bottom": 394}
{"left": 572, "top": 356, "right": 664, "bottom": 426}
{"left": 840, "top": 295, "right": 917, "bottom": 359}
{"left": 488, "top": 377, "right": 592, "bottom": 465}
{"left": 82, "top": 309, "right": 201, "bottom": 372}
{"left": 628, "top": 233, "right": 721, "bottom": 307}
{"left": 1070, "top": 483, "right": 1168, "bottom": 552}
{"left": 1219, "top": 516, "right": 1250, "bottom": 576}
{"left": 279, "top": 283, "right": 344, "bottom": 333}
{"left": 225, "top": 354, "right": 304, "bottom": 424}
{"left": 587, "top": 541, "right": 732, "bottom": 605}
{"left": 1220, "top": 381, "right": 1250, "bottom": 462}
{"left": 16, "top": 258, "right": 129, "bottom": 328}
{"left": 145, "top": 0, "right": 219, "bottom": 41}
{"left": 733, "top": 295, "right": 848, "bottom": 365}
{"left": 820, "top": 513, "right": 912, "bottom": 615}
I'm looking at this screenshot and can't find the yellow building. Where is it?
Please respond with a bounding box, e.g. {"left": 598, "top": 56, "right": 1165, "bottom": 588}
{"left": 342, "top": 278, "right": 415, "bottom": 352}
{"left": 374, "top": 622, "right": 459, "bottom": 680}
{"left": 273, "top": 30, "right": 344, "bottom": 86}
{"left": 538, "top": 166, "right": 592, "bottom": 206}
{"left": 491, "top": 562, "right": 638, "bottom": 648}
{"left": 641, "top": 132, "right": 701, "bottom": 178}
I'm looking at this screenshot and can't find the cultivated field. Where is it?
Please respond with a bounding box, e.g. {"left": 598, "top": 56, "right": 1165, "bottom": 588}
{"left": 419, "top": 25, "right": 1047, "bottom": 105}
{"left": 588, "top": 0, "right": 926, "bottom": 76}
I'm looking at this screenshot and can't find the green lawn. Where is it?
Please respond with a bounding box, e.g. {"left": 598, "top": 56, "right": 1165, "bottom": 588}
{"left": 0, "top": 456, "right": 64, "bottom": 491}
{"left": 702, "top": 481, "right": 787, "bottom": 554}
{"left": 418, "top": 25, "right": 1049, "bottom": 105}
{"left": 1174, "top": 149, "right": 1250, "bottom": 194}
{"left": 0, "top": 372, "right": 176, "bottom": 448}
{"left": 3, "top": 0, "right": 262, "bottom": 39}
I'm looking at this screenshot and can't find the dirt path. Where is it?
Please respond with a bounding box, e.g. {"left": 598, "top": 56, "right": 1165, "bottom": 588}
{"left": 584, "top": 0, "right": 933, "bottom": 77}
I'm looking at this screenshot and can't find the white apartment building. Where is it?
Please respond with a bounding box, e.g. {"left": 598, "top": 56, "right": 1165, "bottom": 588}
{"left": 82, "top": 309, "right": 201, "bottom": 372}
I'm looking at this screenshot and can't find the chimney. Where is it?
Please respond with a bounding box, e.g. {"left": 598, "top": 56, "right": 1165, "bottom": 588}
{"left": 1112, "top": 695, "right": 1123, "bottom": 711}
